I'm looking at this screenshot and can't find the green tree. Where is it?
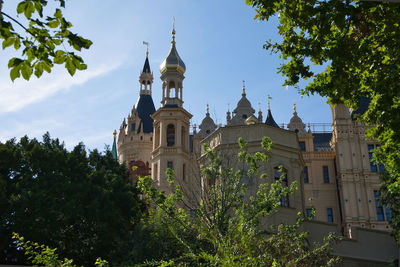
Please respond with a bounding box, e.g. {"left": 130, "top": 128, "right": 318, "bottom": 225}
{"left": 0, "top": 0, "right": 92, "bottom": 81}
{"left": 138, "top": 137, "right": 340, "bottom": 266}
{"left": 246, "top": 0, "right": 400, "bottom": 240}
{"left": 0, "top": 133, "right": 143, "bottom": 266}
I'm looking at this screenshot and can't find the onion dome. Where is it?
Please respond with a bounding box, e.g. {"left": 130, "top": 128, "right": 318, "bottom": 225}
{"left": 245, "top": 115, "right": 258, "bottom": 125}
{"left": 230, "top": 81, "right": 256, "bottom": 125}
{"left": 160, "top": 28, "right": 186, "bottom": 74}
{"left": 287, "top": 103, "right": 307, "bottom": 135}
{"left": 197, "top": 104, "right": 217, "bottom": 138}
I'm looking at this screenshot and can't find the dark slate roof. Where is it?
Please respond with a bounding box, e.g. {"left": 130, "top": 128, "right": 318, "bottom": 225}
{"left": 142, "top": 56, "right": 151, "bottom": 73}
{"left": 135, "top": 94, "right": 156, "bottom": 133}
{"left": 112, "top": 137, "right": 117, "bottom": 159}
{"left": 351, "top": 96, "right": 371, "bottom": 120}
{"left": 265, "top": 109, "right": 279, "bottom": 127}
{"left": 312, "top": 133, "right": 333, "bottom": 152}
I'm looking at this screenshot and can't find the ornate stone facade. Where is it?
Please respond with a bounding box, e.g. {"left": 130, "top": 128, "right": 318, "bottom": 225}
{"left": 116, "top": 30, "right": 398, "bottom": 265}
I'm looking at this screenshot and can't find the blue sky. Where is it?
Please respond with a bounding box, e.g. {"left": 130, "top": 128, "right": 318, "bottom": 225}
{"left": 0, "top": 0, "right": 331, "bottom": 151}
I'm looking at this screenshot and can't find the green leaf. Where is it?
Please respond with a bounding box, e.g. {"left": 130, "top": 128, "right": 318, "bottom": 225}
{"left": 24, "top": 1, "right": 35, "bottom": 19}
{"left": 2, "top": 38, "right": 15, "bottom": 49}
{"left": 47, "top": 20, "right": 60, "bottom": 28}
{"left": 34, "top": 62, "right": 44, "bottom": 78}
{"left": 54, "top": 9, "right": 62, "bottom": 19}
{"left": 8, "top": 58, "right": 23, "bottom": 68}
{"left": 65, "top": 57, "right": 76, "bottom": 76}
{"left": 21, "top": 62, "right": 33, "bottom": 80}
{"left": 53, "top": 50, "right": 66, "bottom": 64}
{"left": 10, "top": 66, "right": 21, "bottom": 82}
{"left": 16, "top": 2, "right": 26, "bottom": 14}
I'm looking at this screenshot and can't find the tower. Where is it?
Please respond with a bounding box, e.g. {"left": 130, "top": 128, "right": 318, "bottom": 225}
{"left": 331, "top": 100, "right": 390, "bottom": 235}
{"left": 117, "top": 48, "right": 156, "bottom": 179}
{"left": 151, "top": 27, "right": 193, "bottom": 193}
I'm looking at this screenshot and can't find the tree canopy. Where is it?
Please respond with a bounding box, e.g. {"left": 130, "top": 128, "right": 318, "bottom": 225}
{"left": 246, "top": 0, "right": 400, "bottom": 240}
{"left": 137, "top": 137, "right": 340, "bottom": 266}
{"left": 0, "top": 0, "right": 92, "bottom": 81}
{"left": 0, "top": 133, "right": 143, "bottom": 266}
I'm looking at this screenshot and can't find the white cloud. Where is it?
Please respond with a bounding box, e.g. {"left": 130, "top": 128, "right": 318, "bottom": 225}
{"left": 0, "top": 63, "right": 120, "bottom": 115}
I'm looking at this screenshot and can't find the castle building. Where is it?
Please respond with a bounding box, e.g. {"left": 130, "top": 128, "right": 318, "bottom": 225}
{"left": 116, "top": 29, "right": 398, "bottom": 265}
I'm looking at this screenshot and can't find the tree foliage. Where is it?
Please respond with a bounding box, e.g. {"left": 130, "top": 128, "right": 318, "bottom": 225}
{"left": 246, "top": 0, "right": 400, "bottom": 240}
{"left": 138, "top": 137, "right": 340, "bottom": 266}
{"left": 0, "top": 133, "right": 143, "bottom": 266}
{"left": 12, "top": 233, "right": 109, "bottom": 267}
{"left": 0, "top": 0, "right": 92, "bottom": 81}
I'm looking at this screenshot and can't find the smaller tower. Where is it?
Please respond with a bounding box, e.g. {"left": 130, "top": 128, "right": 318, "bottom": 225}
{"left": 229, "top": 81, "right": 256, "bottom": 125}
{"left": 159, "top": 24, "right": 186, "bottom": 108}
{"left": 265, "top": 95, "right": 279, "bottom": 127}
{"left": 196, "top": 103, "right": 217, "bottom": 138}
{"left": 117, "top": 45, "right": 156, "bottom": 180}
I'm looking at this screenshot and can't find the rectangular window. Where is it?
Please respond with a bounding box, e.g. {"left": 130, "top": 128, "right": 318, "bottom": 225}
{"left": 323, "top": 166, "right": 329, "bottom": 183}
{"left": 299, "top": 141, "right": 306, "bottom": 152}
{"left": 374, "top": 190, "right": 391, "bottom": 221}
{"left": 274, "top": 167, "right": 289, "bottom": 207}
{"left": 327, "top": 208, "right": 333, "bottom": 222}
{"left": 303, "top": 167, "right": 309, "bottom": 183}
{"left": 368, "top": 145, "right": 378, "bottom": 172}
{"left": 167, "top": 161, "right": 173, "bottom": 169}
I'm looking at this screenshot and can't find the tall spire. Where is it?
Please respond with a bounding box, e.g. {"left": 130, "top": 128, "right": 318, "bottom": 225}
{"left": 139, "top": 42, "right": 153, "bottom": 95}
{"left": 112, "top": 130, "right": 118, "bottom": 160}
{"left": 265, "top": 95, "right": 279, "bottom": 127}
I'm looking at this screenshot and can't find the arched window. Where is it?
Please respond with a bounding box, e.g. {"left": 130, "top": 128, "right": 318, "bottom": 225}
{"left": 167, "top": 124, "right": 175, "bottom": 146}
{"left": 168, "top": 81, "right": 176, "bottom": 98}
{"left": 274, "top": 166, "right": 289, "bottom": 207}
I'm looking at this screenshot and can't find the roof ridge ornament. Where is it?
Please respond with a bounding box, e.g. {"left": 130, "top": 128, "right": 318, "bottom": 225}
{"left": 172, "top": 17, "right": 176, "bottom": 44}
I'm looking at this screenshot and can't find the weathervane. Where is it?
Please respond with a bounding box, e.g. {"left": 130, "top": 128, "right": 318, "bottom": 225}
{"left": 268, "top": 94, "right": 272, "bottom": 110}
{"left": 143, "top": 41, "right": 149, "bottom": 56}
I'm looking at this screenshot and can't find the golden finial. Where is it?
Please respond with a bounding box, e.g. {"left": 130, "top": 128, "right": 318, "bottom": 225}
{"left": 268, "top": 95, "right": 272, "bottom": 110}
{"left": 143, "top": 41, "right": 149, "bottom": 56}
{"left": 171, "top": 17, "right": 176, "bottom": 44}
{"left": 206, "top": 103, "right": 209, "bottom": 114}
{"left": 293, "top": 102, "right": 297, "bottom": 113}
{"left": 113, "top": 129, "right": 117, "bottom": 139}
{"left": 258, "top": 102, "right": 261, "bottom": 112}
{"left": 242, "top": 80, "right": 246, "bottom": 95}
